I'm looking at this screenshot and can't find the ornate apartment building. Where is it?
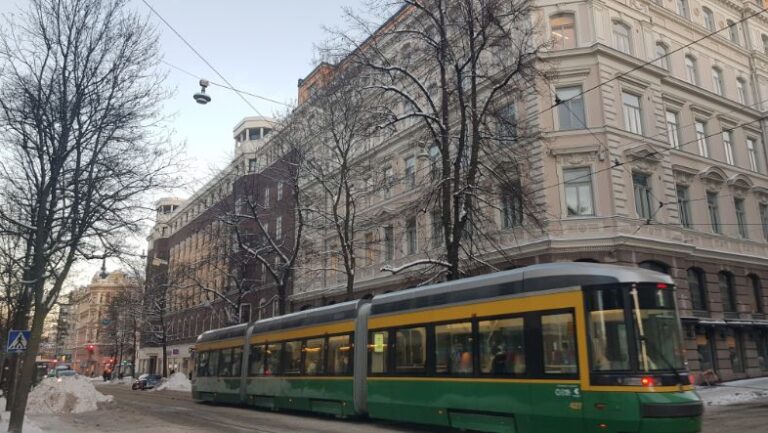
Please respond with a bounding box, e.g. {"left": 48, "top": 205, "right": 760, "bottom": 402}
{"left": 141, "top": 117, "right": 296, "bottom": 376}
{"left": 70, "top": 270, "right": 140, "bottom": 376}
{"left": 288, "top": 0, "right": 768, "bottom": 383}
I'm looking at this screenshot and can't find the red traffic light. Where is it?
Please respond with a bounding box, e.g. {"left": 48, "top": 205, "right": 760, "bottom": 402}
{"left": 86, "top": 345, "right": 95, "bottom": 353}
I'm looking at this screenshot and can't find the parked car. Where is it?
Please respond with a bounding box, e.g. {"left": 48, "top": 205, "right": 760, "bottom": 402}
{"left": 47, "top": 369, "right": 77, "bottom": 382}
{"left": 132, "top": 374, "right": 162, "bottom": 390}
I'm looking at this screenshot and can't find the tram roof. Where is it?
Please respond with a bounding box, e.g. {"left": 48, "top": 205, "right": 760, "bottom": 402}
{"left": 370, "top": 262, "right": 673, "bottom": 316}
{"left": 196, "top": 300, "right": 360, "bottom": 345}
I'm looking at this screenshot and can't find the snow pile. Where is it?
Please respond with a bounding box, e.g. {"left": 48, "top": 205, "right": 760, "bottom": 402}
{"left": 697, "top": 376, "right": 768, "bottom": 406}
{"left": 26, "top": 376, "right": 114, "bottom": 414}
{"left": 155, "top": 373, "right": 191, "bottom": 392}
{"left": 0, "top": 398, "right": 46, "bottom": 433}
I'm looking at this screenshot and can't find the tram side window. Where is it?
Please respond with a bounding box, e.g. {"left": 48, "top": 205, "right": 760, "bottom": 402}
{"left": 304, "top": 338, "right": 325, "bottom": 376}
{"left": 369, "top": 331, "right": 389, "bottom": 374}
{"left": 218, "top": 348, "right": 233, "bottom": 377}
{"left": 435, "top": 321, "right": 474, "bottom": 375}
{"left": 197, "top": 351, "right": 209, "bottom": 377}
{"left": 588, "top": 289, "right": 630, "bottom": 371}
{"left": 265, "top": 343, "right": 280, "bottom": 375}
{"left": 249, "top": 344, "right": 264, "bottom": 376}
{"left": 231, "top": 347, "right": 242, "bottom": 377}
{"left": 283, "top": 341, "right": 303, "bottom": 375}
{"left": 327, "top": 334, "right": 352, "bottom": 375}
{"left": 542, "top": 313, "right": 578, "bottom": 375}
{"left": 479, "top": 317, "right": 526, "bottom": 375}
{"left": 395, "top": 327, "right": 426, "bottom": 373}
{"left": 206, "top": 350, "right": 219, "bottom": 377}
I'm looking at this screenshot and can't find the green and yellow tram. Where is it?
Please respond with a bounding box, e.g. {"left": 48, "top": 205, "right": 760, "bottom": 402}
{"left": 193, "top": 263, "right": 703, "bottom": 433}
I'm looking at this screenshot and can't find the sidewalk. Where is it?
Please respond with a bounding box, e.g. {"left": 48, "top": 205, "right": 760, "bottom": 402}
{"left": 696, "top": 376, "right": 768, "bottom": 407}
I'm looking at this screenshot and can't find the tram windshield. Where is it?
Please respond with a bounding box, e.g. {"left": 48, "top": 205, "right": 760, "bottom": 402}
{"left": 587, "top": 284, "right": 685, "bottom": 375}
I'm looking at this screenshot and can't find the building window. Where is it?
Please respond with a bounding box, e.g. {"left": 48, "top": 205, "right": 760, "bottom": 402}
{"left": 383, "top": 166, "right": 394, "bottom": 198}
{"left": 727, "top": 19, "right": 740, "bottom": 45}
{"left": 277, "top": 182, "right": 283, "bottom": 201}
{"left": 677, "top": 185, "right": 691, "bottom": 228}
{"left": 719, "top": 271, "right": 737, "bottom": 313}
{"left": 735, "top": 198, "right": 748, "bottom": 238}
{"left": 722, "top": 130, "right": 735, "bottom": 165}
{"left": 612, "top": 22, "right": 631, "bottom": 55}
{"left": 365, "top": 232, "right": 374, "bottom": 265}
{"left": 497, "top": 104, "right": 517, "bottom": 144}
{"left": 676, "top": 0, "right": 689, "bottom": 18}
{"left": 405, "top": 156, "right": 416, "bottom": 188}
{"left": 405, "top": 217, "right": 417, "bottom": 255}
{"left": 730, "top": 330, "right": 745, "bottom": 373}
{"left": 761, "top": 204, "right": 768, "bottom": 241}
{"left": 275, "top": 216, "right": 282, "bottom": 240}
{"left": 702, "top": 7, "right": 715, "bottom": 31}
{"left": 763, "top": 34, "right": 768, "bottom": 55}
{"left": 695, "top": 121, "right": 709, "bottom": 157}
{"left": 666, "top": 110, "right": 680, "bottom": 148}
{"left": 622, "top": 92, "right": 643, "bottom": 135}
{"left": 707, "top": 192, "right": 721, "bottom": 233}
{"left": 550, "top": 13, "right": 576, "bottom": 50}
{"left": 747, "top": 138, "right": 759, "bottom": 172}
{"left": 502, "top": 182, "right": 524, "bottom": 228}
{"left": 750, "top": 274, "right": 764, "bottom": 314}
{"left": 429, "top": 146, "right": 441, "bottom": 179}
{"left": 651, "top": 44, "right": 668, "bottom": 70}
{"left": 711, "top": 68, "right": 724, "bottom": 96}
{"left": 263, "top": 187, "right": 270, "bottom": 208}
{"left": 383, "top": 225, "right": 394, "bottom": 261}
{"left": 736, "top": 78, "right": 749, "bottom": 105}
{"left": 633, "top": 173, "right": 654, "bottom": 220}
{"left": 248, "top": 158, "right": 258, "bottom": 173}
{"left": 563, "top": 167, "right": 594, "bottom": 216}
{"left": 239, "top": 304, "right": 251, "bottom": 324}
{"left": 431, "top": 209, "right": 443, "bottom": 247}
{"left": 687, "top": 268, "right": 708, "bottom": 311}
{"left": 697, "top": 330, "right": 716, "bottom": 372}
{"left": 685, "top": 56, "right": 698, "bottom": 85}
{"left": 556, "top": 86, "right": 585, "bottom": 130}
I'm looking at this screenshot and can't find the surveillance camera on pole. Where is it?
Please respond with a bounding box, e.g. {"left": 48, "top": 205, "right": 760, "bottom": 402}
{"left": 194, "top": 79, "right": 211, "bottom": 105}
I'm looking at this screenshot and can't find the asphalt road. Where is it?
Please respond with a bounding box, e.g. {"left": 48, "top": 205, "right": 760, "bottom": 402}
{"left": 34, "top": 384, "right": 768, "bottom": 433}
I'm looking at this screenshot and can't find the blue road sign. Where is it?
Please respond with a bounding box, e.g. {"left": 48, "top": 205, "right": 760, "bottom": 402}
{"left": 7, "top": 330, "right": 30, "bottom": 353}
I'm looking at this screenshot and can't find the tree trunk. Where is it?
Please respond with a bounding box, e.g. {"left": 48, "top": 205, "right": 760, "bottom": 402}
{"left": 161, "top": 333, "right": 168, "bottom": 378}
{"left": 8, "top": 307, "right": 46, "bottom": 433}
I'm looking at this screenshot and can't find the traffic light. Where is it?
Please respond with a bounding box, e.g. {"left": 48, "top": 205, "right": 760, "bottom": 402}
{"left": 86, "top": 345, "right": 94, "bottom": 354}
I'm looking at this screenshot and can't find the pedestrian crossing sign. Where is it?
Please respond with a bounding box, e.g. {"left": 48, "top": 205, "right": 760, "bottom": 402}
{"left": 7, "top": 330, "right": 30, "bottom": 353}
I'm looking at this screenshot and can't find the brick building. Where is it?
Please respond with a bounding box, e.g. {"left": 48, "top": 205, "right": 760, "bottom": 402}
{"left": 140, "top": 117, "right": 297, "bottom": 376}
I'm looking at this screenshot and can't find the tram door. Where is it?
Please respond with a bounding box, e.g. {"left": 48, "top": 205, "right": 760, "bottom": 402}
{"left": 526, "top": 311, "right": 583, "bottom": 433}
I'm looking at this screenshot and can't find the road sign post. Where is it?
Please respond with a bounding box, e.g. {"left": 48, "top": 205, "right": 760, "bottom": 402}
{"left": 7, "top": 330, "right": 31, "bottom": 353}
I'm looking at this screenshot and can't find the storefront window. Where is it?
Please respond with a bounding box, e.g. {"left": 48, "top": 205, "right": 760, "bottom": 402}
{"left": 696, "top": 331, "right": 715, "bottom": 372}
{"left": 729, "top": 331, "right": 745, "bottom": 373}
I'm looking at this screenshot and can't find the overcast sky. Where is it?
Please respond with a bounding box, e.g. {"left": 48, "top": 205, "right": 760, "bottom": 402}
{"left": 0, "top": 0, "right": 363, "bottom": 285}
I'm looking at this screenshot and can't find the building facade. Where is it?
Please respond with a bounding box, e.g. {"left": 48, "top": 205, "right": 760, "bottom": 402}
{"left": 70, "top": 270, "right": 140, "bottom": 376}
{"left": 289, "top": 0, "right": 768, "bottom": 383}
{"left": 140, "top": 117, "right": 296, "bottom": 377}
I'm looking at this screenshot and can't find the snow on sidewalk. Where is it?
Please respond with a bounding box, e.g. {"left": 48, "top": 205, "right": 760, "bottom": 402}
{"left": 697, "top": 376, "right": 768, "bottom": 406}
{"left": 0, "top": 398, "right": 46, "bottom": 433}
{"left": 26, "top": 376, "right": 114, "bottom": 414}
{"left": 155, "top": 372, "right": 192, "bottom": 392}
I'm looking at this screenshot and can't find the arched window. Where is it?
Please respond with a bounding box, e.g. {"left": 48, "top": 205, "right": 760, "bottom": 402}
{"left": 550, "top": 13, "right": 576, "bottom": 50}
{"left": 719, "top": 271, "right": 737, "bottom": 313}
{"left": 727, "top": 19, "right": 740, "bottom": 45}
{"left": 750, "top": 274, "right": 764, "bottom": 314}
{"left": 684, "top": 55, "right": 698, "bottom": 85}
{"left": 702, "top": 8, "right": 715, "bottom": 32}
{"left": 613, "top": 22, "right": 632, "bottom": 55}
{"left": 687, "top": 268, "right": 708, "bottom": 311}
{"left": 655, "top": 43, "right": 669, "bottom": 70}
{"left": 639, "top": 260, "right": 669, "bottom": 274}
{"left": 711, "top": 67, "right": 724, "bottom": 96}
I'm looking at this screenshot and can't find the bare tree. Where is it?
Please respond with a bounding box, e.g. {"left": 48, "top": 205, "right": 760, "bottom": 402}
{"left": 105, "top": 286, "right": 142, "bottom": 378}
{"left": 295, "top": 70, "right": 389, "bottom": 297}
{"left": 329, "top": 0, "right": 551, "bottom": 281}
{"left": 0, "top": 0, "right": 178, "bottom": 430}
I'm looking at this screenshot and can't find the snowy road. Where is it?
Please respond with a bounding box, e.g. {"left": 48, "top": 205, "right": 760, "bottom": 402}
{"left": 24, "top": 382, "right": 768, "bottom": 433}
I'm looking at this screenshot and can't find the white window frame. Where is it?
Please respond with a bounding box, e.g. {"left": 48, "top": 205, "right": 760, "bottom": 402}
{"left": 685, "top": 56, "right": 698, "bottom": 85}
{"left": 695, "top": 121, "right": 709, "bottom": 157}
{"left": 712, "top": 68, "right": 724, "bottom": 96}
{"left": 722, "top": 130, "right": 735, "bottom": 165}
{"left": 747, "top": 138, "right": 759, "bottom": 172}
{"left": 666, "top": 111, "right": 680, "bottom": 149}
{"left": 622, "top": 91, "right": 643, "bottom": 135}
{"left": 275, "top": 216, "right": 282, "bottom": 240}
{"left": 702, "top": 8, "right": 715, "bottom": 32}
{"left": 562, "top": 167, "right": 595, "bottom": 217}
{"left": 613, "top": 22, "right": 632, "bottom": 55}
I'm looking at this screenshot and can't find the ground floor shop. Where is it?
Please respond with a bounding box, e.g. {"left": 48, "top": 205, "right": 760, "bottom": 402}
{"left": 136, "top": 343, "right": 194, "bottom": 377}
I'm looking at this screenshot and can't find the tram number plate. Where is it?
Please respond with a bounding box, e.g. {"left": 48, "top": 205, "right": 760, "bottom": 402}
{"left": 554, "top": 385, "right": 581, "bottom": 398}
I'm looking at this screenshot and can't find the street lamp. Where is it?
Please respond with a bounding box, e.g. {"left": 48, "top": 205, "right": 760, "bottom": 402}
{"left": 193, "top": 79, "right": 211, "bottom": 105}
{"left": 99, "top": 258, "right": 108, "bottom": 279}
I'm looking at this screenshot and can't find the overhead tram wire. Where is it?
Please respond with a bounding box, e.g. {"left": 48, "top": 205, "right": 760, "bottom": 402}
{"left": 141, "top": 0, "right": 267, "bottom": 117}
{"left": 163, "top": 61, "right": 292, "bottom": 108}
